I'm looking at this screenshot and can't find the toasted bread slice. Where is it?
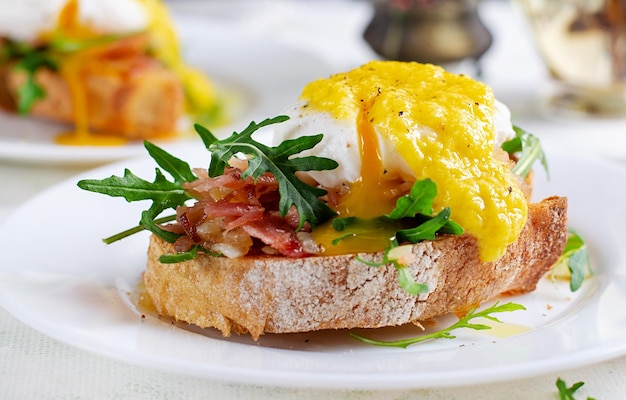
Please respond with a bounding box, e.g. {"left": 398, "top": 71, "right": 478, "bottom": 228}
{"left": 144, "top": 196, "right": 568, "bottom": 340}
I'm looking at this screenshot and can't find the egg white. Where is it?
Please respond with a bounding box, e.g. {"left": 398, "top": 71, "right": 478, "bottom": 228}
{"left": 273, "top": 99, "right": 517, "bottom": 188}
{"left": 0, "top": 0, "right": 147, "bottom": 42}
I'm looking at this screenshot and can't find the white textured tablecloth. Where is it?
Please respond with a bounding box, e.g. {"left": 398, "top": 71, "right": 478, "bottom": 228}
{"left": 2, "top": 1, "right": 626, "bottom": 399}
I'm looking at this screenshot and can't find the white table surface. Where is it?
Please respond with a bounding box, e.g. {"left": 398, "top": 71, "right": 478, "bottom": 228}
{"left": 1, "top": 1, "right": 625, "bottom": 399}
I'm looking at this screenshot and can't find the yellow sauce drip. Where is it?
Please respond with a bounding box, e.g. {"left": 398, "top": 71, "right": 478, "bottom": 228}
{"left": 139, "top": 0, "right": 220, "bottom": 120}
{"left": 56, "top": 51, "right": 127, "bottom": 146}
{"left": 41, "top": 0, "right": 220, "bottom": 146}
{"left": 305, "top": 61, "right": 528, "bottom": 262}
{"left": 312, "top": 98, "right": 403, "bottom": 255}
{"left": 49, "top": 0, "right": 127, "bottom": 146}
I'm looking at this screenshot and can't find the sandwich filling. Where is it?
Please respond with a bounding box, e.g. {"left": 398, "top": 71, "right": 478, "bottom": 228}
{"left": 164, "top": 62, "right": 528, "bottom": 263}
{"left": 78, "top": 61, "right": 536, "bottom": 274}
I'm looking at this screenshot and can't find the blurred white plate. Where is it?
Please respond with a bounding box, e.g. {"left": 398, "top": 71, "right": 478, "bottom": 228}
{"left": 0, "top": 150, "right": 625, "bottom": 389}
{"left": 0, "top": 15, "right": 334, "bottom": 165}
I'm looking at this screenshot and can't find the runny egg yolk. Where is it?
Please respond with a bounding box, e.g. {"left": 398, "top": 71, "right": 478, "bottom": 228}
{"left": 45, "top": 0, "right": 217, "bottom": 145}
{"left": 306, "top": 61, "right": 528, "bottom": 262}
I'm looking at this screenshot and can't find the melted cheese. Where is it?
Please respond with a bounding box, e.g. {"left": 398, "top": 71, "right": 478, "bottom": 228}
{"left": 301, "top": 61, "right": 528, "bottom": 262}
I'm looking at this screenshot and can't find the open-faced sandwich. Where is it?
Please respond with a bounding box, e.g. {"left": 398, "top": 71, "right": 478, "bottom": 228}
{"left": 0, "top": 0, "right": 221, "bottom": 143}
{"left": 79, "top": 60, "right": 573, "bottom": 341}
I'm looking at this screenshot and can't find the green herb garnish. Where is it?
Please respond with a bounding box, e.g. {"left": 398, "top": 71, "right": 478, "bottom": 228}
{"left": 194, "top": 117, "right": 338, "bottom": 229}
{"left": 556, "top": 378, "right": 596, "bottom": 400}
{"left": 77, "top": 116, "right": 338, "bottom": 261}
{"left": 330, "top": 178, "right": 463, "bottom": 294}
{"left": 77, "top": 142, "right": 194, "bottom": 245}
{"left": 350, "top": 301, "right": 525, "bottom": 348}
{"left": 502, "top": 125, "right": 549, "bottom": 178}
{"left": 395, "top": 208, "right": 457, "bottom": 242}
{"left": 388, "top": 178, "right": 463, "bottom": 238}
{"left": 551, "top": 229, "right": 591, "bottom": 292}
{"left": 387, "top": 178, "right": 437, "bottom": 219}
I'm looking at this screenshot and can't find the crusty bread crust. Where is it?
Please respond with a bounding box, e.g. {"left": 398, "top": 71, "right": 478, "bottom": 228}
{"left": 144, "top": 196, "right": 568, "bottom": 340}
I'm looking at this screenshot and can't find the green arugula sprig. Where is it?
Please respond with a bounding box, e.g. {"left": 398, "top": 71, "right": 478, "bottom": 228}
{"left": 502, "top": 128, "right": 591, "bottom": 292}
{"left": 194, "top": 116, "right": 338, "bottom": 229}
{"left": 388, "top": 178, "right": 463, "bottom": 238}
{"left": 77, "top": 140, "right": 196, "bottom": 247}
{"left": 1, "top": 33, "right": 135, "bottom": 114}
{"left": 556, "top": 378, "right": 596, "bottom": 400}
{"left": 350, "top": 301, "right": 525, "bottom": 348}
{"left": 77, "top": 116, "right": 339, "bottom": 262}
{"left": 552, "top": 229, "right": 591, "bottom": 292}
{"left": 501, "top": 125, "right": 549, "bottom": 178}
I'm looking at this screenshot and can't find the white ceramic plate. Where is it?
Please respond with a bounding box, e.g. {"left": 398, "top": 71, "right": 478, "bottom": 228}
{"left": 0, "top": 150, "right": 625, "bottom": 390}
{"left": 0, "top": 15, "right": 334, "bottom": 165}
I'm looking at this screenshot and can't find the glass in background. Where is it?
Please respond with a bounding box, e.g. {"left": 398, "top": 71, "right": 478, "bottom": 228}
{"left": 515, "top": 0, "right": 626, "bottom": 117}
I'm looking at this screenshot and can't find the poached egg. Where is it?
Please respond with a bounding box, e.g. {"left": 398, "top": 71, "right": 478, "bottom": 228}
{"left": 0, "top": 0, "right": 147, "bottom": 42}
{"left": 273, "top": 61, "right": 527, "bottom": 262}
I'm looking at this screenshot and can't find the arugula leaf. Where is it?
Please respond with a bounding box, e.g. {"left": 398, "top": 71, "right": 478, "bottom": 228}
{"left": 158, "top": 245, "right": 223, "bottom": 263}
{"left": 140, "top": 204, "right": 181, "bottom": 243}
{"left": 396, "top": 264, "right": 428, "bottom": 295}
{"left": 77, "top": 166, "right": 189, "bottom": 243}
{"left": 78, "top": 117, "right": 340, "bottom": 261}
{"left": 387, "top": 178, "right": 437, "bottom": 219}
{"left": 77, "top": 142, "right": 194, "bottom": 245}
{"left": 144, "top": 140, "right": 196, "bottom": 184}
{"left": 332, "top": 217, "right": 357, "bottom": 232}
{"left": 350, "top": 301, "right": 525, "bottom": 348}
{"left": 77, "top": 167, "right": 190, "bottom": 205}
{"left": 556, "top": 378, "right": 596, "bottom": 400}
{"left": 395, "top": 208, "right": 453, "bottom": 242}
{"left": 194, "top": 117, "right": 339, "bottom": 229}
{"left": 552, "top": 229, "right": 591, "bottom": 292}
{"left": 502, "top": 126, "right": 549, "bottom": 178}
{"left": 387, "top": 179, "right": 463, "bottom": 237}
{"left": 159, "top": 245, "right": 199, "bottom": 263}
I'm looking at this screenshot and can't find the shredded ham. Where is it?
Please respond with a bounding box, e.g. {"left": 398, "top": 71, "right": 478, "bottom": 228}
{"left": 241, "top": 216, "right": 307, "bottom": 258}
{"left": 167, "top": 166, "right": 311, "bottom": 258}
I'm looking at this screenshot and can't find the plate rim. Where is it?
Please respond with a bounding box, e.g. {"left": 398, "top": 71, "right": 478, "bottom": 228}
{"left": 1, "top": 151, "right": 625, "bottom": 390}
